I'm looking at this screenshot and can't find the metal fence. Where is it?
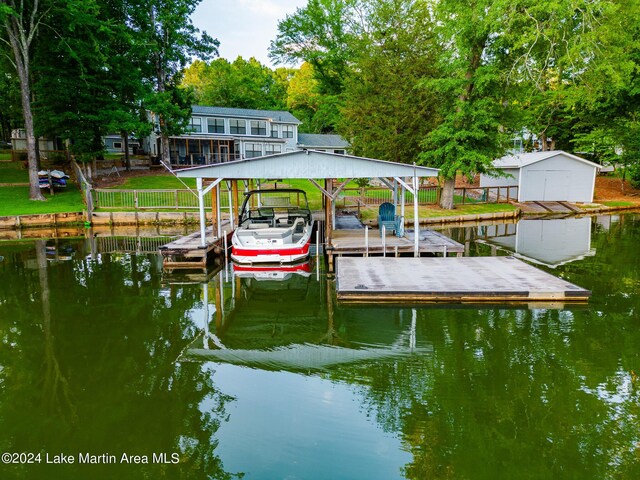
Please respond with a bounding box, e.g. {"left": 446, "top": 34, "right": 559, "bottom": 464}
{"left": 93, "top": 184, "right": 518, "bottom": 211}
{"left": 93, "top": 188, "right": 231, "bottom": 210}
{"left": 338, "top": 185, "right": 517, "bottom": 207}
{"left": 95, "top": 236, "right": 178, "bottom": 254}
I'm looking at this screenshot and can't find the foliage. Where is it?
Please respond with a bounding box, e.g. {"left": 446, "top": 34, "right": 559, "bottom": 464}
{"left": 182, "top": 57, "right": 290, "bottom": 110}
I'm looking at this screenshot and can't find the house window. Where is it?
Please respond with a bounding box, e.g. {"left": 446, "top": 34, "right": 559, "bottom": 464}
{"left": 250, "top": 120, "right": 267, "bottom": 136}
{"left": 188, "top": 118, "right": 202, "bottom": 133}
{"left": 265, "top": 144, "right": 282, "bottom": 155}
{"left": 245, "top": 143, "right": 262, "bottom": 158}
{"left": 334, "top": 149, "right": 345, "bottom": 155}
{"left": 207, "top": 118, "right": 225, "bottom": 134}
{"left": 282, "top": 125, "right": 294, "bottom": 138}
{"left": 113, "top": 142, "right": 122, "bottom": 149}
{"left": 270, "top": 124, "right": 279, "bottom": 138}
{"left": 229, "top": 119, "right": 246, "bottom": 135}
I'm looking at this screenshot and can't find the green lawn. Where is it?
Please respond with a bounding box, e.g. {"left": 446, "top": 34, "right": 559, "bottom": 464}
{"left": 0, "top": 152, "right": 12, "bottom": 161}
{"left": 0, "top": 185, "right": 86, "bottom": 216}
{"left": 109, "top": 174, "right": 197, "bottom": 190}
{"left": 0, "top": 162, "right": 29, "bottom": 183}
{"left": 601, "top": 201, "right": 637, "bottom": 207}
{"left": 360, "top": 202, "right": 517, "bottom": 221}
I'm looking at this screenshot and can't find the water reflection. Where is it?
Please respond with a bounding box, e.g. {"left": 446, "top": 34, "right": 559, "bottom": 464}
{"left": 479, "top": 217, "right": 595, "bottom": 266}
{"left": 0, "top": 213, "right": 639, "bottom": 479}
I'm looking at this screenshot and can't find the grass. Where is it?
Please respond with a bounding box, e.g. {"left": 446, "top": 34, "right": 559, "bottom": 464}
{"left": 360, "top": 202, "right": 517, "bottom": 221}
{"left": 601, "top": 201, "right": 636, "bottom": 207}
{"left": 0, "top": 185, "right": 86, "bottom": 216}
{"left": 108, "top": 174, "right": 197, "bottom": 190}
{"left": 0, "top": 162, "right": 29, "bottom": 183}
{"left": 0, "top": 152, "right": 14, "bottom": 161}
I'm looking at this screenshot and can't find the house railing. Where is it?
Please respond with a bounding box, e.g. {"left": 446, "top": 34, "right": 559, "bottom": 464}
{"left": 170, "top": 152, "right": 243, "bottom": 166}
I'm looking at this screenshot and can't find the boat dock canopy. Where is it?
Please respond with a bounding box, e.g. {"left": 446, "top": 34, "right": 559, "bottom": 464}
{"left": 175, "top": 150, "right": 439, "bottom": 179}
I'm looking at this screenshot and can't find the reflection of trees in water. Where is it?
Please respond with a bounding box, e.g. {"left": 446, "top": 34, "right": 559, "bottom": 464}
{"left": 331, "top": 306, "right": 640, "bottom": 479}
{"left": 0, "top": 244, "right": 238, "bottom": 479}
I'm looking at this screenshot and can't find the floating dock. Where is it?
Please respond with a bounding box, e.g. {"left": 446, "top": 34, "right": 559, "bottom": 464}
{"left": 336, "top": 256, "right": 591, "bottom": 304}
{"left": 159, "top": 223, "right": 231, "bottom": 269}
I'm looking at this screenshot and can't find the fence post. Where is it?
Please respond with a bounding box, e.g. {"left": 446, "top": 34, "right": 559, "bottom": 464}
{"left": 175, "top": 190, "right": 179, "bottom": 210}
{"left": 134, "top": 190, "right": 139, "bottom": 209}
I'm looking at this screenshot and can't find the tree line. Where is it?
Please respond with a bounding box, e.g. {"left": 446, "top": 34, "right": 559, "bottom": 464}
{"left": 267, "top": 0, "right": 640, "bottom": 207}
{"left": 1, "top": 0, "right": 216, "bottom": 200}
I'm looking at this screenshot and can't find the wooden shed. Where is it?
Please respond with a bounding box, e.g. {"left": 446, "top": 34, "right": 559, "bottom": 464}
{"left": 480, "top": 151, "right": 601, "bottom": 203}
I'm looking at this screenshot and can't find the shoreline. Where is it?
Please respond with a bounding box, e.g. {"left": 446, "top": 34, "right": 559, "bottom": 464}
{"left": 0, "top": 203, "right": 638, "bottom": 231}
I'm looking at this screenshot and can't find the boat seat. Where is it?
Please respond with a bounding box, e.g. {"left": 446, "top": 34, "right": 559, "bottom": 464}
{"left": 247, "top": 223, "right": 270, "bottom": 230}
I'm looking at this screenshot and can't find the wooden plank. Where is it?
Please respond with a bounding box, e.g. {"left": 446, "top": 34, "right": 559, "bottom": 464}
{"left": 330, "top": 228, "right": 464, "bottom": 254}
{"left": 336, "top": 256, "right": 590, "bottom": 304}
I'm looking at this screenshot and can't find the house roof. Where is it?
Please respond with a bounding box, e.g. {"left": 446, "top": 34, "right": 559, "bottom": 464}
{"left": 191, "top": 106, "right": 301, "bottom": 124}
{"left": 176, "top": 150, "right": 439, "bottom": 179}
{"left": 494, "top": 150, "right": 602, "bottom": 169}
{"left": 297, "top": 133, "right": 350, "bottom": 149}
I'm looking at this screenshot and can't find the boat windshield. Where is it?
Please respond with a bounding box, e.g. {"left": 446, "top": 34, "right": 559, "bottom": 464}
{"left": 239, "top": 189, "right": 311, "bottom": 227}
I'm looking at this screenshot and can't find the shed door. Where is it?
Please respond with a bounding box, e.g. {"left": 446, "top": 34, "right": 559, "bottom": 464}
{"left": 523, "top": 170, "right": 572, "bottom": 201}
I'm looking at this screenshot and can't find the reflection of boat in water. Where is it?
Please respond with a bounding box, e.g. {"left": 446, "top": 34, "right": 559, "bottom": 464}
{"left": 231, "top": 189, "right": 314, "bottom": 264}
{"left": 232, "top": 261, "right": 312, "bottom": 281}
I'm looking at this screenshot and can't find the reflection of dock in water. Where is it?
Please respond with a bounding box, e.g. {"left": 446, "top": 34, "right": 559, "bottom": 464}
{"left": 178, "top": 263, "right": 429, "bottom": 372}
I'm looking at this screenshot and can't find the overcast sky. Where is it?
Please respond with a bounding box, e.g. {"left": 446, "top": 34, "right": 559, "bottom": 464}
{"left": 191, "top": 0, "right": 308, "bottom": 68}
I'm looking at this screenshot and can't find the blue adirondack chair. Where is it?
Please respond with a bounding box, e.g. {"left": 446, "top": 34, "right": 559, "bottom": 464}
{"left": 377, "top": 202, "right": 404, "bottom": 237}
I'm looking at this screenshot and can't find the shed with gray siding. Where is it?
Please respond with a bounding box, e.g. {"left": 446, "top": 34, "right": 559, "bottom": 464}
{"left": 480, "top": 151, "right": 600, "bottom": 203}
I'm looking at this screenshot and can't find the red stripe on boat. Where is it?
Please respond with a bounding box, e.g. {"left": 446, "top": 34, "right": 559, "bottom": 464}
{"left": 232, "top": 240, "right": 311, "bottom": 257}
{"left": 233, "top": 263, "right": 311, "bottom": 273}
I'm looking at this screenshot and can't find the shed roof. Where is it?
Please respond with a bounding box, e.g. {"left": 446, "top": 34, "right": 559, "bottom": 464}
{"left": 176, "top": 150, "right": 438, "bottom": 179}
{"left": 494, "top": 150, "right": 601, "bottom": 169}
{"left": 297, "top": 133, "right": 350, "bottom": 149}
{"left": 191, "top": 105, "right": 301, "bottom": 124}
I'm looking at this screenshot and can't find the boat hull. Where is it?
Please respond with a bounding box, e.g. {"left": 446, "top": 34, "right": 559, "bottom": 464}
{"left": 231, "top": 237, "right": 312, "bottom": 264}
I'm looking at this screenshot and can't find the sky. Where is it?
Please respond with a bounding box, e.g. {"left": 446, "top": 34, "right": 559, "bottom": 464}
{"left": 191, "top": 0, "right": 308, "bottom": 68}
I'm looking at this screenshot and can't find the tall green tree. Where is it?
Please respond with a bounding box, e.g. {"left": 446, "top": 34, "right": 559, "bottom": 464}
{"left": 182, "top": 57, "right": 290, "bottom": 110}
{"left": 136, "top": 0, "right": 218, "bottom": 165}
{"left": 1, "top": 0, "right": 47, "bottom": 200}
{"left": 419, "top": 0, "right": 516, "bottom": 209}
{"left": 341, "top": 0, "right": 439, "bottom": 162}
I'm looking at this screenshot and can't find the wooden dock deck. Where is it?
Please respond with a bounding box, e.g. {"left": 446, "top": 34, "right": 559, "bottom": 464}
{"left": 327, "top": 228, "right": 464, "bottom": 270}
{"left": 336, "top": 256, "right": 591, "bottom": 304}
{"left": 159, "top": 222, "right": 231, "bottom": 269}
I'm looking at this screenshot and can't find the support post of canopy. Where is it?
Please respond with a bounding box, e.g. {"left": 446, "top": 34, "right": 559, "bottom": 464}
{"left": 413, "top": 166, "right": 419, "bottom": 257}
{"left": 393, "top": 179, "right": 398, "bottom": 211}
{"left": 231, "top": 180, "right": 239, "bottom": 227}
{"left": 401, "top": 182, "right": 406, "bottom": 219}
{"left": 211, "top": 182, "right": 218, "bottom": 239}
{"left": 197, "top": 177, "right": 206, "bottom": 247}
{"left": 216, "top": 184, "right": 222, "bottom": 239}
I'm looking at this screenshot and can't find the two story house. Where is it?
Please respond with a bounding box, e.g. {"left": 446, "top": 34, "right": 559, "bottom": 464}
{"left": 149, "top": 106, "right": 348, "bottom": 166}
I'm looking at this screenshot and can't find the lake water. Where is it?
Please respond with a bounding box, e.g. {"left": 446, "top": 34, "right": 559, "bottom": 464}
{"left": 0, "top": 213, "right": 639, "bottom": 479}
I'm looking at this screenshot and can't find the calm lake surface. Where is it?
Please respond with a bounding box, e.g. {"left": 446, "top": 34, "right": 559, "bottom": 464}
{"left": 0, "top": 213, "right": 639, "bottom": 479}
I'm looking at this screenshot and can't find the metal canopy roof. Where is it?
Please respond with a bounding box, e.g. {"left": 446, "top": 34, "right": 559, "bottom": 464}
{"left": 176, "top": 150, "right": 439, "bottom": 179}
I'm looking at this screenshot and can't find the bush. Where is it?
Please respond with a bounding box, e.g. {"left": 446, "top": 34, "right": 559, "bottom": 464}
{"left": 628, "top": 163, "right": 640, "bottom": 189}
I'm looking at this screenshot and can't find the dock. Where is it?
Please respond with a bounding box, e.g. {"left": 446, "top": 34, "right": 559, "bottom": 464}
{"left": 336, "top": 256, "right": 591, "bottom": 304}
{"left": 327, "top": 228, "right": 464, "bottom": 270}
{"left": 159, "top": 222, "right": 231, "bottom": 269}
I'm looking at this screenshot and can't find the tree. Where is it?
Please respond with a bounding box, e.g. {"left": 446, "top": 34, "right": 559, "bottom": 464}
{"left": 182, "top": 56, "right": 290, "bottom": 110}
{"left": 340, "top": 0, "right": 439, "bottom": 162}
{"left": 1, "top": 0, "right": 46, "bottom": 200}
{"left": 137, "top": 0, "right": 218, "bottom": 165}
{"left": 419, "top": 0, "right": 516, "bottom": 209}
